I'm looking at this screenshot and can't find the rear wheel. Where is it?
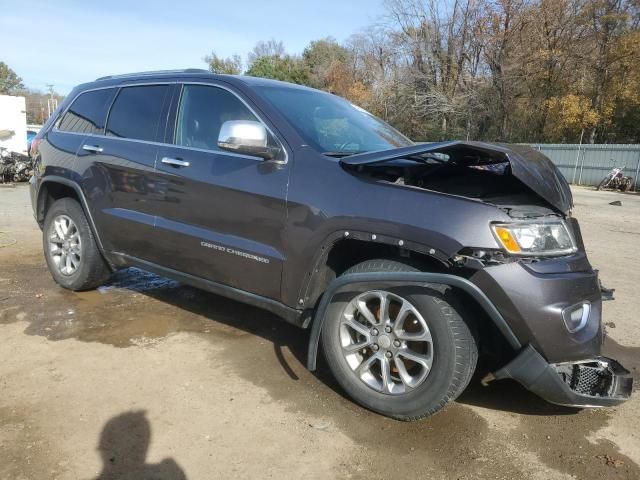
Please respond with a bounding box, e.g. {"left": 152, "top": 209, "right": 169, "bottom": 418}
{"left": 43, "top": 198, "right": 111, "bottom": 290}
{"left": 321, "top": 259, "right": 478, "bottom": 420}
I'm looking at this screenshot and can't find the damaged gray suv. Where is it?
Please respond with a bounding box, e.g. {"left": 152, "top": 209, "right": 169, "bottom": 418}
{"left": 30, "top": 70, "right": 632, "bottom": 420}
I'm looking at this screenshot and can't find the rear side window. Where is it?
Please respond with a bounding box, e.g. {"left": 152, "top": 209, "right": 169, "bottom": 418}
{"left": 58, "top": 89, "right": 116, "bottom": 134}
{"left": 106, "top": 85, "right": 169, "bottom": 142}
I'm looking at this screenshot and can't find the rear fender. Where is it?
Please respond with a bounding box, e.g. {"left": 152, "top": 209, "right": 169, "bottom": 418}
{"left": 37, "top": 176, "right": 112, "bottom": 267}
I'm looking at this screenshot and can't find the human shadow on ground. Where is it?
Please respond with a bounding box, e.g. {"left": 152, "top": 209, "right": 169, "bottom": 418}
{"left": 95, "top": 410, "right": 187, "bottom": 480}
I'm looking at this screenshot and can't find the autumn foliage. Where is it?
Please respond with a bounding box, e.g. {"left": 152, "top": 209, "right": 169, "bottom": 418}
{"left": 204, "top": 0, "right": 640, "bottom": 143}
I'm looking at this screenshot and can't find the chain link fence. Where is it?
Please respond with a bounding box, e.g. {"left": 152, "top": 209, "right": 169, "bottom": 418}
{"left": 527, "top": 144, "right": 640, "bottom": 190}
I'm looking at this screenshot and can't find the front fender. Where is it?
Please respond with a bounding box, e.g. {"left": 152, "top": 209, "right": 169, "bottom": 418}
{"left": 306, "top": 271, "right": 522, "bottom": 371}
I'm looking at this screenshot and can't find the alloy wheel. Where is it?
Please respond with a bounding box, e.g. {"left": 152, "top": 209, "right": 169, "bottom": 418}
{"left": 48, "top": 214, "right": 82, "bottom": 276}
{"left": 339, "top": 290, "right": 434, "bottom": 395}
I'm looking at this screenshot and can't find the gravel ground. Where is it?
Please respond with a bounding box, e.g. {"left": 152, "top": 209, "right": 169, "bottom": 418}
{"left": 0, "top": 183, "right": 638, "bottom": 480}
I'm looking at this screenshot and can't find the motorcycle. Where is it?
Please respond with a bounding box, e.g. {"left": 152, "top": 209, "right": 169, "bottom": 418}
{"left": 12, "top": 156, "right": 33, "bottom": 182}
{"left": 596, "top": 165, "right": 634, "bottom": 192}
{"left": 0, "top": 147, "right": 33, "bottom": 183}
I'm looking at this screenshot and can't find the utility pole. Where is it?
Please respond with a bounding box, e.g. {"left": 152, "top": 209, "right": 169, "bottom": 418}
{"left": 45, "top": 84, "right": 57, "bottom": 119}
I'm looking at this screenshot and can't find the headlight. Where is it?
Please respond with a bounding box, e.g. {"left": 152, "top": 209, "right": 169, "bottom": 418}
{"left": 491, "top": 220, "right": 577, "bottom": 256}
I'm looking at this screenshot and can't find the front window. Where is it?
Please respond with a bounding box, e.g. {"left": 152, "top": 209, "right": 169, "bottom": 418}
{"left": 175, "top": 85, "right": 282, "bottom": 158}
{"left": 256, "top": 85, "right": 413, "bottom": 155}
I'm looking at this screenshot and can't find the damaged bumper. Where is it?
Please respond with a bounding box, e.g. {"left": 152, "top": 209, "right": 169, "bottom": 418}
{"left": 469, "top": 254, "right": 604, "bottom": 363}
{"left": 492, "top": 345, "right": 633, "bottom": 407}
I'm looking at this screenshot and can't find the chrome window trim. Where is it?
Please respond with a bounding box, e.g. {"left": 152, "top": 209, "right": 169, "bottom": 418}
{"left": 52, "top": 79, "right": 289, "bottom": 165}
{"left": 161, "top": 142, "right": 266, "bottom": 162}
{"left": 79, "top": 133, "right": 270, "bottom": 162}
{"left": 57, "top": 130, "right": 268, "bottom": 163}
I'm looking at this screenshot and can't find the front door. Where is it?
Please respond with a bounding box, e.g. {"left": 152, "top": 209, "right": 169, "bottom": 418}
{"left": 153, "top": 83, "right": 290, "bottom": 300}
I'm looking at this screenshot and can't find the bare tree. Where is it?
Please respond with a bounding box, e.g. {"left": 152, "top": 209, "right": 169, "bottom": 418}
{"left": 247, "top": 39, "right": 286, "bottom": 66}
{"left": 384, "top": 0, "right": 484, "bottom": 138}
{"left": 200, "top": 0, "right": 640, "bottom": 143}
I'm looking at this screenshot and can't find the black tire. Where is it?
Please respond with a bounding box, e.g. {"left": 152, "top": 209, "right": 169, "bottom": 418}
{"left": 320, "top": 259, "right": 478, "bottom": 420}
{"left": 596, "top": 175, "right": 610, "bottom": 191}
{"left": 43, "top": 197, "right": 111, "bottom": 291}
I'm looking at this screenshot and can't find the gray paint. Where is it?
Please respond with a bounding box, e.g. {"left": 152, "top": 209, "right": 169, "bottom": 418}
{"left": 29, "top": 71, "right": 619, "bottom": 371}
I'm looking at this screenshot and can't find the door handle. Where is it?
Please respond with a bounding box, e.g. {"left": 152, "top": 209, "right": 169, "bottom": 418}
{"left": 82, "top": 144, "right": 103, "bottom": 153}
{"left": 161, "top": 157, "right": 190, "bottom": 167}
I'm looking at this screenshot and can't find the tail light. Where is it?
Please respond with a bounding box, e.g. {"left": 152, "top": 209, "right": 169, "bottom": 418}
{"left": 30, "top": 138, "right": 42, "bottom": 157}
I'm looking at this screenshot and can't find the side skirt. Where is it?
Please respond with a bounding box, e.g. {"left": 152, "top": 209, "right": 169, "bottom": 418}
{"left": 112, "top": 253, "right": 305, "bottom": 328}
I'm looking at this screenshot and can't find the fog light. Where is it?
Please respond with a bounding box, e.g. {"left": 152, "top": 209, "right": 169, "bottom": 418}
{"left": 562, "top": 302, "right": 591, "bottom": 333}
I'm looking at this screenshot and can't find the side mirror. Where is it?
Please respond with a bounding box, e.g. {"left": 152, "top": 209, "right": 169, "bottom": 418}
{"left": 217, "top": 120, "right": 279, "bottom": 160}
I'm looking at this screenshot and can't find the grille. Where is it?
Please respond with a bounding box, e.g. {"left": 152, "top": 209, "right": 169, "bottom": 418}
{"left": 567, "top": 364, "right": 613, "bottom": 396}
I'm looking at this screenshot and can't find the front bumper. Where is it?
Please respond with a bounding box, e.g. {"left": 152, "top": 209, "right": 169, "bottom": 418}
{"left": 493, "top": 345, "right": 633, "bottom": 407}
{"left": 470, "top": 256, "right": 603, "bottom": 363}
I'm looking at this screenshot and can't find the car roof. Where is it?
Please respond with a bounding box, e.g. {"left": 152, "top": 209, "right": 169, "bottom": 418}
{"left": 77, "top": 69, "right": 317, "bottom": 94}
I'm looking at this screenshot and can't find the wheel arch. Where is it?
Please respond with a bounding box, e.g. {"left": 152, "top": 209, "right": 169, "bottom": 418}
{"left": 37, "top": 176, "right": 111, "bottom": 267}
{"left": 306, "top": 271, "right": 523, "bottom": 371}
{"left": 297, "top": 234, "right": 451, "bottom": 312}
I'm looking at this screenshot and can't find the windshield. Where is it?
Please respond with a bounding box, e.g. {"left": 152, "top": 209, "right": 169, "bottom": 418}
{"left": 256, "top": 85, "right": 413, "bottom": 154}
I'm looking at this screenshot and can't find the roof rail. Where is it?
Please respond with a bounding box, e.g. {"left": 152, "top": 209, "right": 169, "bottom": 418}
{"left": 95, "top": 68, "right": 212, "bottom": 81}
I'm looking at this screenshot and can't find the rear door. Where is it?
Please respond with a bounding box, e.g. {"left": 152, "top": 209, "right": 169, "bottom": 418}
{"left": 153, "top": 83, "right": 290, "bottom": 300}
{"left": 76, "top": 83, "right": 174, "bottom": 260}
{"left": 46, "top": 88, "right": 117, "bottom": 181}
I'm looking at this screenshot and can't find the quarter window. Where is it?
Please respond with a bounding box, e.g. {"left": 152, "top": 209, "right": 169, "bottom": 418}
{"left": 58, "top": 89, "right": 116, "bottom": 135}
{"left": 106, "top": 85, "right": 170, "bottom": 142}
{"left": 175, "top": 85, "right": 278, "bottom": 154}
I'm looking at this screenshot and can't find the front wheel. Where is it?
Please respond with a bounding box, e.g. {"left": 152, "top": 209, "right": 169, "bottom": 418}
{"left": 320, "top": 260, "right": 478, "bottom": 420}
{"left": 596, "top": 175, "right": 611, "bottom": 191}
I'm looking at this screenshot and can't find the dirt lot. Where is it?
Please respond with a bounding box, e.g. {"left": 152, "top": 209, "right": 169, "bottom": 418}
{"left": 1, "top": 184, "right": 639, "bottom": 480}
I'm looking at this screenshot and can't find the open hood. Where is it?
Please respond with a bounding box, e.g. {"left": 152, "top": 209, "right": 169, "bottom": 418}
{"left": 340, "top": 141, "right": 573, "bottom": 214}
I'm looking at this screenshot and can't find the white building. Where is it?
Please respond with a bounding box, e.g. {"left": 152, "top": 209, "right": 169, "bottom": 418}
{"left": 0, "top": 95, "right": 28, "bottom": 157}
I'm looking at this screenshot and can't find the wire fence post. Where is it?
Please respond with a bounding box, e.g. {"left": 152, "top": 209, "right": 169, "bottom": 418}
{"left": 572, "top": 129, "right": 584, "bottom": 184}
{"left": 634, "top": 149, "right": 640, "bottom": 192}
{"left": 578, "top": 148, "right": 586, "bottom": 185}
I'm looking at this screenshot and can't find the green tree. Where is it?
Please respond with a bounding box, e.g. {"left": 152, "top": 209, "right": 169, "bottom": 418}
{"left": 204, "top": 52, "right": 243, "bottom": 74}
{"left": 245, "top": 55, "right": 309, "bottom": 84}
{"left": 0, "top": 62, "right": 25, "bottom": 95}
{"left": 302, "top": 37, "right": 350, "bottom": 90}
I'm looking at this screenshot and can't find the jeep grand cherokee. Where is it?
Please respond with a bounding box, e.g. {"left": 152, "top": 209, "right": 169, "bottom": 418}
{"left": 29, "top": 70, "right": 632, "bottom": 420}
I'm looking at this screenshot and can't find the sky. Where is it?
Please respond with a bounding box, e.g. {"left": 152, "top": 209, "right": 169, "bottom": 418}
{"left": 1, "top": 0, "right": 387, "bottom": 95}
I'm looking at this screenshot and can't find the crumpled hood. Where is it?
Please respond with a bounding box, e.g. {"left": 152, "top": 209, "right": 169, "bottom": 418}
{"left": 340, "top": 141, "right": 573, "bottom": 214}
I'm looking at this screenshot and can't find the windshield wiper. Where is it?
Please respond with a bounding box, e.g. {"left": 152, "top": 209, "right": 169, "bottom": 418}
{"left": 322, "top": 151, "right": 367, "bottom": 158}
